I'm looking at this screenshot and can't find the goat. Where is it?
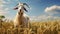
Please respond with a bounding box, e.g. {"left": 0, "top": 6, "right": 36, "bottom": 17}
{"left": 13, "top": 2, "right": 30, "bottom": 28}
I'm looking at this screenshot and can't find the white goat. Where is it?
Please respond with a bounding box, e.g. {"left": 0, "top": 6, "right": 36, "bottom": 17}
{"left": 13, "top": 2, "right": 30, "bottom": 28}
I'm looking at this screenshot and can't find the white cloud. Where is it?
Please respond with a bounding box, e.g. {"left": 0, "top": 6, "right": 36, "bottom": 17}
{"left": 0, "top": 11, "right": 8, "bottom": 15}
{"left": 30, "top": 15, "right": 60, "bottom": 22}
{"left": 0, "top": 8, "right": 9, "bottom": 15}
{"left": 0, "top": 0, "right": 10, "bottom": 15}
{"left": 45, "top": 5, "right": 60, "bottom": 14}
{"left": 0, "top": 0, "right": 7, "bottom": 4}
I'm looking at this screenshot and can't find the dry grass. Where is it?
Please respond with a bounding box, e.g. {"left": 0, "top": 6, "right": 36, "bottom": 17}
{"left": 0, "top": 20, "right": 60, "bottom": 34}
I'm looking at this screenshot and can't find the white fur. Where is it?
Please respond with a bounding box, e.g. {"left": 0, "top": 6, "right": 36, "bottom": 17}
{"left": 14, "top": 13, "right": 29, "bottom": 27}
{"left": 13, "top": 3, "right": 29, "bottom": 27}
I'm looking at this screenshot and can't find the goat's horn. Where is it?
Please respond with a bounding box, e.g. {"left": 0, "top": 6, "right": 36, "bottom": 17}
{"left": 23, "top": 7, "right": 28, "bottom": 12}
{"left": 23, "top": 3, "right": 30, "bottom": 8}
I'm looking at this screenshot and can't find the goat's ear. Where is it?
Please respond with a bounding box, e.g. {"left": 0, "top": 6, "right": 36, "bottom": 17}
{"left": 23, "top": 3, "right": 30, "bottom": 8}
{"left": 23, "top": 7, "right": 28, "bottom": 12}
{"left": 14, "top": 7, "right": 18, "bottom": 10}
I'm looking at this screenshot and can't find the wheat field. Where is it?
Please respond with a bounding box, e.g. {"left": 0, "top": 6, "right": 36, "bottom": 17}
{"left": 0, "top": 20, "right": 60, "bottom": 34}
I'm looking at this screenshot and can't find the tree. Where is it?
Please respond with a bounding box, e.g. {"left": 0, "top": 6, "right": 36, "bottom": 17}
{"left": 0, "top": 15, "right": 5, "bottom": 19}
{"left": 0, "top": 15, "right": 5, "bottom": 22}
{"left": 0, "top": 15, "right": 5, "bottom": 28}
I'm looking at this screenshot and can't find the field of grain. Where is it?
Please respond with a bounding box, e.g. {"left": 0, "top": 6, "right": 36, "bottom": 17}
{"left": 0, "top": 20, "right": 60, "bottom": 34}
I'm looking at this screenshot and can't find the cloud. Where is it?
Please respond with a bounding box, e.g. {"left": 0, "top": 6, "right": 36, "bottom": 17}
{"left": 0, "top": 0, "right": 10, "bottom": 15}
{"left": 0, "top": 0, "right": 7, "bottom": 4}
{"left": 30, "top": 15, "right": 60, "bottom": 22}
{"left": 0, "top": 11, "right": 8, "bottom": 15}
{"left": 0, "top": 8, "right": 9, "bottom": 15}
{"left": 45, "top": 5, "right": 60, "bottom": 14}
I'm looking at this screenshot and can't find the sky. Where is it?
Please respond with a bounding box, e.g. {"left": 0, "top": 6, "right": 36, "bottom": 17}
{"left": 0, "top": 0, "right": 60, "bottom": 21}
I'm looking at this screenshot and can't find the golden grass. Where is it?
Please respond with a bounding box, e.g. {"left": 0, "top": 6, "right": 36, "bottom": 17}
{"left": 0, "top": 20, "right": 60, "bottom": 34}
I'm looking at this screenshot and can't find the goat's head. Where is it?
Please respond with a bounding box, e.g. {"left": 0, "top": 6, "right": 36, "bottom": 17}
{"left": 14, "top": 2, "right": 30, "bottom": 12}
{"left": 14, "top": 2, "right": 30, "bottom": 15}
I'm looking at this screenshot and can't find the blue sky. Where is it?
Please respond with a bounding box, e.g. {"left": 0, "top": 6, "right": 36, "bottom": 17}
{"left": 0, "top": 0, "right": 60, "bottom": 21}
